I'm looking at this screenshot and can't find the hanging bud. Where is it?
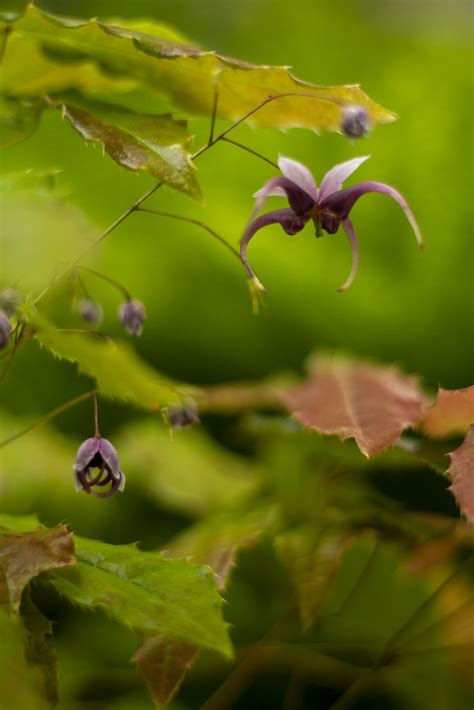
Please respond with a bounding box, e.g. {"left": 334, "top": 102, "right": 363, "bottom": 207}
{"left": 168, "top": 400, "right": 200, "bottom": 430}
{"left": 73, "top": 436, "right": 126, "bottom": 498}
{"left": 77, "top": 298, "right": 103, "bottom": 325}
{"left": 0, "top": 312, "right": 11, "bottom": 350}
{"left": 340, "top": 105, "right": 371, "bottom": 138}
{"left": 118, "top": 298, "right": 147, "bottom": 337}
{"left": 0, "top": 288, "right": 20, "bottom": 317}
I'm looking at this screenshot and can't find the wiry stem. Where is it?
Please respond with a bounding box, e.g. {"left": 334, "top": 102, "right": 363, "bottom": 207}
{"left": 221, "top": 136, "right": 279, "bottom": 169}
{"left": 77, "top": 266, "right": 131, "bottom": 300}
{"left": 0, "top": 390, "right": 96, "bottom": 449}
{"left": 93, "top": 392, "right": 100, "bottom": 437}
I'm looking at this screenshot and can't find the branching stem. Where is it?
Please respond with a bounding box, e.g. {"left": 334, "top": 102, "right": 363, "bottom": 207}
{"left": 77, "top": 266, "right": 131, "bottom": 300}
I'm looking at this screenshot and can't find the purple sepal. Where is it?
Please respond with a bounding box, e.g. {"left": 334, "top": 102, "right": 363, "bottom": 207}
{"left": 73, "top": 436, "right": 125, "bottom": 498}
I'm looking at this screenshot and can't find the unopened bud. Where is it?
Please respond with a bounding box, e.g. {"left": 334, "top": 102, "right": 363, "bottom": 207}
{"left": 118, "top": 298, "right": 147, "bottom": 337}
{"left": 0, "top": 288, "right": 20, "bottom": 317}
{"left": 168, "top": 401, "right": 200, "bottom": 430}
{"left": 0, "top": 312, "right": 11, "bottom": 350}
{"left": 77, "top": 298, "right": 103, "bottom": 325}
{"left": 340, "top": 105, "right": 371, "bottom": 138}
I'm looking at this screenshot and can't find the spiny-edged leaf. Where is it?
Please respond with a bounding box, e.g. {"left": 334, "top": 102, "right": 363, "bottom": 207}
{"left": 422, "top": 386, "right": 474, "bottom": 439}
{"left": 0, "top": 96, "right": 42, "bottom": 147}
{"left": 21, "top": 589, "right": 58, "bottom": 706}
{"left": 119, "top": 419, "right": 256, "bottom": 517}
{"left": 4, "top": 6, "right": 395, "bottom": 133}
{"left": 58, "top": 95, "right": 201, "bottom": 200}
{"left": 0, "top": 609, "right": 48, "bottom": 710}
{"left": 133, "top": 635, "right": 198, "bottom": 709}
{"left": 44, "top": 536, "right": 232, "bottom": 656}
{"left": 284, "top": 355, "right": 426, "bottom": 457}
{"left": 447, "top": 426, "right": 474, "bottom": 522}
{"left": 275, "top": 526, "right": 350, "bottom": 629}
{"left": 0, "top": 519, "right": 75, "bottom": 612}
{"left": 30, "top": 311, "right": 190, "bottom": 410}
{"left": 168, "top": 504, "right": 278, "bottom": 590}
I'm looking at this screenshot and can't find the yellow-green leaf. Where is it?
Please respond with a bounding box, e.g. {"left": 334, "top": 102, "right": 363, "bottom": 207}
{"left": 31, "top": 312, "right": 191, "bottom": 410}
{"left": 3, "top": 5, "right": 396, "bottom": 133}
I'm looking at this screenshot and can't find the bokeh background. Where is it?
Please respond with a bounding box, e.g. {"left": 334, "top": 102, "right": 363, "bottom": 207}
{"left": 1, "top": 1, "right": 473, "bottom": 708}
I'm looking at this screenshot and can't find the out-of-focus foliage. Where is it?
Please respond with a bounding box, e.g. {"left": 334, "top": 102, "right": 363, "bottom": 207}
{"left": 0, "top": 0, "right": 473, "bottom": 708}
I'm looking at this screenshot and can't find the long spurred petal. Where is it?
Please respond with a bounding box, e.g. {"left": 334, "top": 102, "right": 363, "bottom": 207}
{"left": 338, "top": 218, "right": 359, "bottom": 292}
{"left": 253, "top": 176, "right": 315, "bottom": 216}
{"left": 319, "top": 156, "right": 370, "bottom": 202}
{"left": 278, "top": 156, "right": 319, "bottom": 201}
{"left": 321, "top": 180, "right": 424, "bottom": 248}
{"left": 240, "top": 208, "right": 309, "bottom": 280}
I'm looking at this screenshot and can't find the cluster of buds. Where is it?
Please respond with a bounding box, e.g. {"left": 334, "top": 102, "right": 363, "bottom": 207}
{"left": 75, "top": 294, "right": 147, "bottom": 337}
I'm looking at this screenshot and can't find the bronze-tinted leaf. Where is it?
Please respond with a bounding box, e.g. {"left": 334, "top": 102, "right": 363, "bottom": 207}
{"left": 447, "top": 426, "right": 474, "bottom": 522}
{"left": 0, "top": 520, "right": 75, "bottom": 612}
{"left": 61, "top": 97, "right": 201, "bottom": 200}
{"left": 284, "top": 356, "right": 426, "bottom": 457}
{"left": 134, "top": 635, "right": 198, "bottom": 709}
{"left": 422, "top": 386, "right": 474, "bottom": 439}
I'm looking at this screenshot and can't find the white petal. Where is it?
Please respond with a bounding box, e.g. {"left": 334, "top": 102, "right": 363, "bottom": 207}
{"left": 319, "top": 156, "right": 370, "bottom": 202}
{"left": 278, "top": 156, "right": 318, "bottom": 201}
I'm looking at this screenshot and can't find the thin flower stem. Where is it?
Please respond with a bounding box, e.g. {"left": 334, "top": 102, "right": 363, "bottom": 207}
{"left": 0, "top": 330, "right": 30, "bottom": 384}
{"left": 136, "top": 207, "right": 243, "bottom": 266}
{"left": 221, "top": 136, "right": 279, "bottom": 169}
{"left": 33, "top": 181, "right": 163, "bottom": 305}
{"left": 77, "top": 266, "right": 131, "bottom": 300}
{"left": 93, "top": 392, "right": 100, "bottom": 437}
{"left": 208, "top": 82, "right": 219, "bottom": 144}
{"left": 33, "top": 91, "right": 343, "bottom": 305}
{"left": 0, "top": 389, "right": 96, "bottom": 449}
{"left": 0, "top": 25, "right": 11, "bottom": 63}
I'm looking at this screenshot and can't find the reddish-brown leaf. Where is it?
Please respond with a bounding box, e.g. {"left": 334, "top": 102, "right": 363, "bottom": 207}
{"left": 447, "top": 426, "right": 474, "bottom": 522}
{"left": 421, "top": 386, "right": 474, "bottom": 439}
{"left": 284, "top": 356, "right": 426, "bottom": 457}
{"left": 0, "top": 524, "right": 75, "bottom": 612}
{"left": 133, "top": 635, "right": 198, "bottom": 709}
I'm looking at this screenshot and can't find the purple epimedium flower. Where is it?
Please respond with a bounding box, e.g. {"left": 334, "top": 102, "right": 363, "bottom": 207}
{"left": 240, "top": 156, "right": 423, "bottom": 293}
{"left": 0, "top": 311, "right": 11, "bottom": 350}
{"left": 73, "top": 436, "right": 126, "bottom": 498}
{"left": 118, "top": 298, "right": 147, "bottom": 337}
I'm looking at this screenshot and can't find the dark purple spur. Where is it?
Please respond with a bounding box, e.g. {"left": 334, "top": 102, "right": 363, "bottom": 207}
{"left": 73, "top": 436, "right": 126, "bottom": 498}
{"left": 240, "top": 156, "right": 423, "bottom": 294}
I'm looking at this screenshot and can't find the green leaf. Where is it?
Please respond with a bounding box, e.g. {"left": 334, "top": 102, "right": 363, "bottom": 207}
{"left": 44, "top": 536, "right": 232, "bottom": 657}
{"left": 3, "top": 6, "right": 395, "bottom": 133}
{"left": 133, "top": 635, "right": 198, "bottom": 709}
{"left": 0, "top": 518, "right": 75, "bottom": 612}
{"left": 30, "top": 311, "right": 191, "bottom": 410}
{"left": 57, "top": 94, "right": 201, "bottom": 200}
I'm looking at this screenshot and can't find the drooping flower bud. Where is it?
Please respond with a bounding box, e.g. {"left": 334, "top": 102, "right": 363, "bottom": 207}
{"left": 77, "top": 298, "right": 103, "bottom": 325}
{"left": 118, "top": 299, "right": 147, "bottom": 337}
{"left": 0, "top": 288, "right": 20, "bottom": 317}
{"left": 340, "top": 105, "right": 371, "bottom": 138}
{"left": 168, "top": 401, "right": 200, "bottom": 430}
{"left": 73, "top": 436, "right": 125, "bottom": 498}
{"left": 0, "top": 312, "right": 11, "bottom": 350}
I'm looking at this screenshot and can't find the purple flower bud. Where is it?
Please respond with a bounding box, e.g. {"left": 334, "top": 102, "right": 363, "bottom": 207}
{"left": 73, "top": 436, "right": 126, "bottom": 498}
{"left": 0, "top": 288, "right": 20, "bottom": 317}
{"left": 340, "top": 105, "right": 371, "bottom": 138}
{"left": 0, "top": 312, "right": 11, "bottom": 350}
{"left": 168, "top": 401, "right": 200, "bottom": 430}
{"left": 77, "top": 298, "right": 103, "bottom": 325}
{"left": 118, "top": 299, "right": 147, "bottom": 337}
